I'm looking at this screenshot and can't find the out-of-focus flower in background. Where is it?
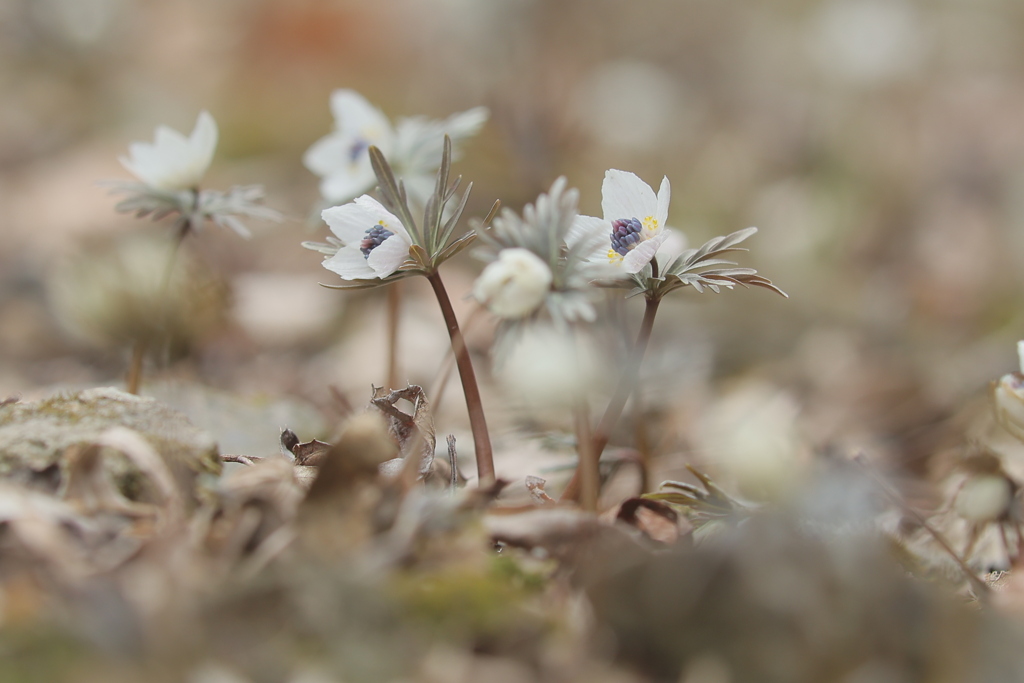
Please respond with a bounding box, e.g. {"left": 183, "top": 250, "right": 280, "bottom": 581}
{"left": 496, "top": 323, "right": 604, "bottom": 418}
{"left": 473, "top": 248, "right": 552, "bottom": 319}
{"left": 48, "top": 233, "right": 228, "bottom": 357}
{"left": 107, "top": 111, "right": 279, "bottom": 238}
{"left": 303, "top": 89, "right": 488, "bottom": 207}
{"left": 807, "top": 0, "right": 929, "bottom": 86}
{"left": 119, "top": 110, "right": 217, "bottom": 191}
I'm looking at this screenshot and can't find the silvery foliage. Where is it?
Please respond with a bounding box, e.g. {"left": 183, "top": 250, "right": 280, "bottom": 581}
{"left": 107, "top": 182, "right": 281, "bottom": 238}
{"left": 605, "top": 226, "right": 788, "bottom": 301}
{"left": 475, "top": 177, "right": 607, "bottom": 329}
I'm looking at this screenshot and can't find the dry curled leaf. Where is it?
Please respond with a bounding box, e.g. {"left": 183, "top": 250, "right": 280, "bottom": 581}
{"left": 615, "top": 497, "right": 688, "bottom": 547}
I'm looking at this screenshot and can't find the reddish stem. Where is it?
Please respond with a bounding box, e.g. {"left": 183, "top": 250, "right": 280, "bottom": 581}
{"left": 561, "top": 295, "right": 661, "bottom": 502}
{"left": 426, "top": 271, "right": 495, "bottom": 486}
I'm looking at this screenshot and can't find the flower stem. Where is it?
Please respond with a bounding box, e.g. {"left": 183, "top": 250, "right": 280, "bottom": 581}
{"left": 386, "top": 282, "right": 402, "bottom": 389}
{"left": 574, "top": 401, "right": 598, "bottom": 511}
{"left": 126, "top": 222, "right": 189, "bottom": 395}
{"left": 126, "top": 340, "right": 147, "bottom": 395}
{"left": 561, "top": 294, "right": 661, "bottom": 502}
{"left": 426, "top": 271, "right": 495, "bottom": 486}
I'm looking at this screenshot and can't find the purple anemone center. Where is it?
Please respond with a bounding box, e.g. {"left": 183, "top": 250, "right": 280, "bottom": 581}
{"left": 360, "top": 224, "right": 394, "bottom": 258}
{"left": 348, "top": 138, "right": 370, "bottom": 163}
{"left": 610, "top": 217, "right": 643, "bottom": 256}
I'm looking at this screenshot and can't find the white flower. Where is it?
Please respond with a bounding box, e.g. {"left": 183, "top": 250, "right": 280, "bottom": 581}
{"left": 497, "top": 324, "right": 603, "bottom": 416}
{"left": 303, "top": 89, "right": 487, "bottom": 206}
{"left": 571, "top": 169, "right": 671, "bottom": 274}
{"left": 318, "top": 196, "right": 412, "bottom": 280}
{"left": 473, "top": 248, "right": 553, "bottom": 319}
{"left": 119, "top": 111, "right": 218, "bottom": 191}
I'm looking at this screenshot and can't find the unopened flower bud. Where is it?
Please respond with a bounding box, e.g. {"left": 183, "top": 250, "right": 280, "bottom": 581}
{"left": 955, "top": 474, "right": 1013, "bottom": 523}
{"left": 473, "top": 248, "right": 552, "bottom": 318}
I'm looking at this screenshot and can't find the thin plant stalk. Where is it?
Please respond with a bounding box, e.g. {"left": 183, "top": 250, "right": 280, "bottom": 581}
{"left": 126, "top": 340, "right": 147, "bottom": 395}
{"left": 561, "top": 294, "right": 662, "bottom": 502}
{"left": 426, "top": 271, "right": 495, "bottom": 486}
{"left": 428, "top": 306, "right": 484, "bottom": 414}
{"left": 574, "top": 401, "right": 598, "bottom": 512}
{"left": 125, "top": 220, "right": 190, "bottom": 395}
{"left": 386, "top": 281, "right": 402, "bottom": 389}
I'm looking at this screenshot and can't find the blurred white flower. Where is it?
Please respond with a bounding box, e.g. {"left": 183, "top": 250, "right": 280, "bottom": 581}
{"left": 498, "top": 324, "right": 602, "bottom": 416}
{"left": 312, "top": 196, "right": 413, "bottom": 280}
{"left": 571, "top": 169, "right": 671, "bottom": 274}
{"left": 304, "top": 89, "right": 488, "bottom": 206}
{"left": 473, "top": 248, "right": 553, "bottom": 319}
{"left": 570, "top": 60, "right": 686, "bottom": 152}
{"left": 808, "top": 0, "right": 928, "bottom": 86}
{"left": 119, "top": 111, "right": 217, "bottom": 191}
{"left": 109, "top": 111, "right": 278, "bottom": 237}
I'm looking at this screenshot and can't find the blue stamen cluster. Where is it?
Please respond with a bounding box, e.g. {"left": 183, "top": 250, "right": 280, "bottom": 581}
{"left": 348, "top": 138, "right": 370, "bottom": 163}
{"left": 610, "top": 217, "right": 643, "bottom": 256}
{"left": 360, "top": 224, "right": 394, "bottom": 258}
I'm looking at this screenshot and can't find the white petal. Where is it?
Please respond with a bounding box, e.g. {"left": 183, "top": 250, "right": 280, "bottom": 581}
{"left": 393, "top": 106, "right": 488, "bottom": 173}
{"left": 319, "top": 168, "right": 377, "bottom": 205}
{"left": 655, "top": 175, "right": 671, "bottom": 231}
{"left": 322, "top": 246, "right": 376, "bottom": 280}
{"left": 444, "top": 106, "right": 489, "bottom": 140}
{"left": 601, "top": 170, "right": 658, "bottom": 224}
{"left": 329, "top": 89, "right": 392, "bottom": 138}
{"left": 567, "top": 215, "right": 611, "bottom": 261}
{"left": 365, "top": 230, "right": 411, "bottom": 277}
{"left": 622, "top": 231, "right": 669, "bottom": 273}
{"left": 351, "top": 195, "right": 409, "bottom": 242}
{"left": 303, "top": 133, "right": 352, "bottom": 176}
{"left": 321, "top": 200, "right": 391, "bottom": 243}
{"left": 188, "top": 111, "right": 218, "bottom": 172}
{"left": 119, "top": 112, "right": 216, "bottom": 190}
{"left": 655, "top": 228, "right": 689, "bottom": 264}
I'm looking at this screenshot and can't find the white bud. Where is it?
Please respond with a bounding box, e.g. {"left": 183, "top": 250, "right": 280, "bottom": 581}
{"left": 473, "top": 248, "right": 552, "bottom": 318}
{"left": 955, "top": 474, "right": 1012, "bottom": 523}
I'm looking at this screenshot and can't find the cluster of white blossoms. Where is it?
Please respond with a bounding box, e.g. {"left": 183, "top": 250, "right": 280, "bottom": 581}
{"left": 111, "top": 91, "right": 779, "bottom": 321}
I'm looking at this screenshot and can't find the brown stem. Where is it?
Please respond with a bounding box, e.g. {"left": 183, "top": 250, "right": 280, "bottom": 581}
{"left": 126, "top": 340, "right": 147, "bottom": 395}
{"left": 574, "top": 402, "right": 598, "bottom": 511}
{"left": 426, "top": 271, "right": 495, "bottom": 486}
{"left": 428, "top": 306, "right": 484, "bottom": 415}
{"left": 386, "top": 281, "right": 402, "bottom": 389}
{"left": 561, "top": 295, "right": 661, "bottom": 502}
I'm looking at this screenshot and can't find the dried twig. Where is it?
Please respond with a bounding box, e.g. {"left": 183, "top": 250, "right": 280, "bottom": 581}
{"left": 852, "top": 453, "right": 989, "bottom": 597}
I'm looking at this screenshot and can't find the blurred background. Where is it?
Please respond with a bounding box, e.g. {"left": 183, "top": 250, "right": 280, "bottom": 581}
{"left": 2, "top": 0, "right": 1024, "bottom": 492}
